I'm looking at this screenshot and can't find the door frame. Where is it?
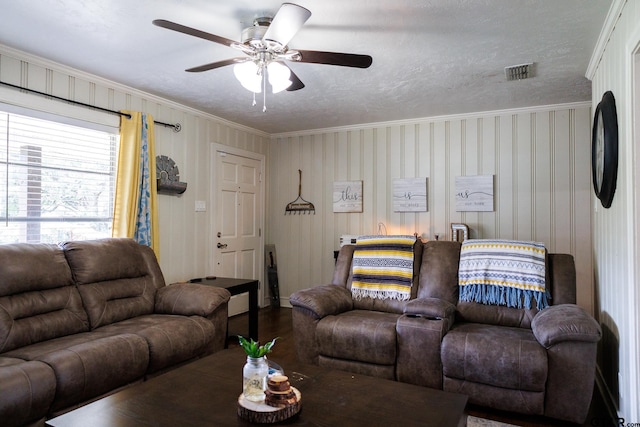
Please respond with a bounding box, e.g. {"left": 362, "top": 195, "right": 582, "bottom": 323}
{"left": 210, "top": 143, "right": 266, "bottom": 308}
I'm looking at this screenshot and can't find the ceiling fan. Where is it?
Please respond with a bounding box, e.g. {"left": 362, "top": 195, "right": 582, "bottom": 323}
{"left": 152, "top": 2, "right": 373, "bottom": 97}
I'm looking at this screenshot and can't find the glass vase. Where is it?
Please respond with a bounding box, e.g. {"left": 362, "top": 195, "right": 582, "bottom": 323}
{"left": 243, "top": 355, "right": 268, "bottom": 402}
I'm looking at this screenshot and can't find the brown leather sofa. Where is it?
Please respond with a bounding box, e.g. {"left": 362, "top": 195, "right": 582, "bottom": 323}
{"left": 290, "top": 240, "right": 602, "bottom": 424}
{"left": 0, "top": 238, "right": 231, "bottom": 427}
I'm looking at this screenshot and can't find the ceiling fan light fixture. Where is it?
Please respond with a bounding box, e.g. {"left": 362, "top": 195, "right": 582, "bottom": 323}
{"left": 233, "top": 61, "right": 262, "bottom": 93}
{"left": 154, "top": 3, "right": 373, "bottom": 100}
{"left": 267, "top": 61, "right": 292, "bottom": 93}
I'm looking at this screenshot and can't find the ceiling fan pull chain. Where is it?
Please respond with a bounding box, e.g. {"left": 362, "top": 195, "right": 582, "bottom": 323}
{"left": 252, "top": 91, "right": 256, "bottom": 107}
{"left": 263, "top": 68, "right": 267, "bottom": 112}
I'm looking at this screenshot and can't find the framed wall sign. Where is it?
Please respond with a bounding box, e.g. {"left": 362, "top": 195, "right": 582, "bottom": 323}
{"left": 333, "top": 181, "right": 363, "bottom": 213}
{"left": 455, "top": 175, "right": 494, "bottom": 212}
{"left": 393, "top": 178, "right": 428, "bottom": 212}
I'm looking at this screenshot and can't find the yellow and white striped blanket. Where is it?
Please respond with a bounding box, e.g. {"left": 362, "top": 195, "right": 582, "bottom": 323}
{"left": 351, "top": 235, "right": 415, "bottom": 301}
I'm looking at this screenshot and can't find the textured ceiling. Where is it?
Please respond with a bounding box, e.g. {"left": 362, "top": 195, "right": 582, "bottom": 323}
{"left": 0, "top": 0, "right": 611, "bottom": 134}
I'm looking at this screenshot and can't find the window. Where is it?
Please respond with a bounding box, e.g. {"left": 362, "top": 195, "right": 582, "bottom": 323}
{"left": 0, "top": 109, "right": 119, "bottom": 244}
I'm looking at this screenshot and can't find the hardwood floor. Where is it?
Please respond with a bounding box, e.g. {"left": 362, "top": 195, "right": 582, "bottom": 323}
{"left": 228, "top": 307, "right": 614, "bottom": 427}
{"left": 227, "top": 305, "right": 297, "bottom": 367}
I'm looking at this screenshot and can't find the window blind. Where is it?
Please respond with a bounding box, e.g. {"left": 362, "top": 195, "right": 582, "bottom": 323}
{"left": 0, "top": 110, "right": 118, "bottom": 244}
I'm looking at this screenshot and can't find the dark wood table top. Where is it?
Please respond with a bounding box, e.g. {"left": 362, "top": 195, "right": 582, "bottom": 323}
{"left": 188, "top": 277, "right": 258, "bottom": 292}
{"left": 46, "top": 347, "right": 467, "bottom": 427}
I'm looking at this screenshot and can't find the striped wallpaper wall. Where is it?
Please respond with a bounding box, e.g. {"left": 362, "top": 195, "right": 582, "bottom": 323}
{"left": 268, "top": 104, "right": 593, "bottom": 312}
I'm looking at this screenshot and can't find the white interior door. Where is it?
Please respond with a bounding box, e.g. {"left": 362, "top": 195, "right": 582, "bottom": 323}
{"left": 214, "top": 149, "right": 263, "bottom": 316}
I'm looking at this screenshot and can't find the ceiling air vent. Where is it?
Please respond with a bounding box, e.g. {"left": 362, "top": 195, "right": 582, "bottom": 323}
{"left": 505, "top": 63, "right": 534, "bottom": 81}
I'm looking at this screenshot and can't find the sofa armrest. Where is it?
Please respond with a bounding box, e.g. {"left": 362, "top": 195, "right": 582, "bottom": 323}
{"left": 403, "top": 297, "right": 456, "bottom": 321}
{"left": 155, "top": 283, "right": 231, "bottom": 317}
{"left": 289, "top": 285, "right": 353, "bottom": 319}
{"left": 531, "top": 304, "right": 601, "bottom": 348}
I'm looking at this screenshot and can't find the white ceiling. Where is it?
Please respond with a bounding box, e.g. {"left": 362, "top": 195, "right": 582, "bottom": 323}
{"left": 0, "top": 0, "right": 611, "bottom": 134}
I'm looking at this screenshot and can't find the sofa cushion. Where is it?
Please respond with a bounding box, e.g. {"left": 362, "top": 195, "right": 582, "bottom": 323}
{"left": 318, "top": 355, "right": 396, "bottom": 380}
{"left": 63, "top": 238, "right": 150, "bottom": 285}
{"left": 75, "top": 276, "right": 157, "bottom": 329}
{"left": 443, "top": 377, "right": 545, "bottom": 415}
{"left": 2, "top": 331, "right": 120, "bottom": 360}
{"left": 416, "top": 241, "right": 461, "bottom": 304}
{"left": 0, "top": 357, "right": 56, "bottom": 427}
{"left": 316, "top": 310, "right": 400, "bottom": 365}
{"left": 455, "top": 301, "right": 538, "bottom": 329}
{"left": 62, "top": 239, "right": 160, "bottom": 328}
{"left": 442, "top": 323, "right": 547, "bottom": 392}
{"left": 95, "top": 314, "right": 216, "bottom": 373}
{"left": 0, "top": 243, "right": 89, "bottom": 353}
{"left": 36, "top": 334, "right": 149, "bottom": 412}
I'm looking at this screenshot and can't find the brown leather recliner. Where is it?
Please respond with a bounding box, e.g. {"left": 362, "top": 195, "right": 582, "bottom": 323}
{"left": 291, "top": 242, "right": 424, "bottom": 380}
{"left": 290, "top": 240, "right": 601, "bottom": 424}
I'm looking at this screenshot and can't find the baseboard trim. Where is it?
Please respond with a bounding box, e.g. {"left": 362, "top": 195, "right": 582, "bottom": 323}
{"left": 595, "top": 365, "right": 620, "bottom": 422}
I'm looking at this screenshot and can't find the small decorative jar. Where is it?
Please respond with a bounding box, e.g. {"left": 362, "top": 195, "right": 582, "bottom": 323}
{"left": 243, "top": 355, "right": 269, "bottom": 402}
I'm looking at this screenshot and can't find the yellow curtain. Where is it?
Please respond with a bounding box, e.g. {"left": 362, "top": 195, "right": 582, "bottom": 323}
{"left": 112, "top": 110, "right": 159, "bottom": 258}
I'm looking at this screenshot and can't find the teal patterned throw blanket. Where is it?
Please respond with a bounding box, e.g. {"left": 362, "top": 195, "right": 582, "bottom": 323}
{"left": 351, "top": 235, "right": 415, "bottom": 301}
{"left": 458, "top": 239, "right": 549, "bottom": 309}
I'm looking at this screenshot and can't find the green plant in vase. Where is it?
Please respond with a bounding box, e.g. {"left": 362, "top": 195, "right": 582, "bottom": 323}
{"left": 239, "top": 336, "right": 278, "bottom": 402}
{"left": 238, "top": 336, "right": 278, "bottom": 358}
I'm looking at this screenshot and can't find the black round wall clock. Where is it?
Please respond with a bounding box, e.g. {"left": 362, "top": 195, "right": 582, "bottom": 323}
{"left": 592, "top": 91, "right": 618, "bottom": 209}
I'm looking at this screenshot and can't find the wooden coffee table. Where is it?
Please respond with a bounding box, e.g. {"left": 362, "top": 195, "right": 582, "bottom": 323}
{"left": 46, "top": 347, "right": 467, "bottom": 426}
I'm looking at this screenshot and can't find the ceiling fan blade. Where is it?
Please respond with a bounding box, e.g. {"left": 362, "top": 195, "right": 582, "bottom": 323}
{"left": 153, "top": 19, "right": 237, "bottom": 48}
{"left": 186, "top": 57, "right": 248, "bottom": 73}
{"left": 295, "top": 50, "right": 373, "bottom": 68}
{"left": 286, "top": 68, "right": 305, "bottom": 91}
{"left": 263, "top": 3, "right": 311, "bottom": 47}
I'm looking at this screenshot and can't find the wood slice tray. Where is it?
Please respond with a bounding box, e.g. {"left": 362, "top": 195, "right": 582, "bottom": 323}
{"left": 237, "top": 387, "right": 301, "bottom": 423}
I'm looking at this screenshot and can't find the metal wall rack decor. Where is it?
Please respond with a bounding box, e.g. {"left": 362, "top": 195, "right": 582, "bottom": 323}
{"left": 285, "top": 169, "right": 315, "bottom": 214}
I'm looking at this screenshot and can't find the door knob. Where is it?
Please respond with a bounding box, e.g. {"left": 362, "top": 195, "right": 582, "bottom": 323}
{"left": 217, "top": 243, "right": 228, "bottom": 249}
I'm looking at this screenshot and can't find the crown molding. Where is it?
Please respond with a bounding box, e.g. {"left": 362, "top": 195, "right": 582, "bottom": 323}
{"left": 586, "top": 0, "right": 627, "bottom": 80}
{"left": 0, "top": 43, "right": 270, "bottom": 138}
{"left": 270, "top": 101, "right": 592, "bottom": 139}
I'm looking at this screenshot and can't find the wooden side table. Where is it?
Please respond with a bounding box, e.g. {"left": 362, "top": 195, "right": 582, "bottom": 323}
{"left": 189, "top": 277, "right": 259, "bottom": 343}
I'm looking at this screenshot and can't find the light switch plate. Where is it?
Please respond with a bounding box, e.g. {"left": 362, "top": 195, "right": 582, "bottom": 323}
{"left": 195, "top": 200, "right": 206, "bottom": 212}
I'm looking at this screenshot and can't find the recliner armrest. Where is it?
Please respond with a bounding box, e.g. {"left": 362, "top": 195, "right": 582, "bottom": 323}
{"left": 531, "top": 304, "right": 601, "bottom": 348}
{"left": 403, "top": 297, "right": 456, "bottom": 321}
{"left": 155, "top": 283, "right": 231, "bottom": 316}
{"left": 290, "top": 284, "right": 353, "bottom": 318}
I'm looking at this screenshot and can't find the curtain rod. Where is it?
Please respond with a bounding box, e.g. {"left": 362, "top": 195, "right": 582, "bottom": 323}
{"left": 0, "top": 80, "right": 181, "bottom": 132}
